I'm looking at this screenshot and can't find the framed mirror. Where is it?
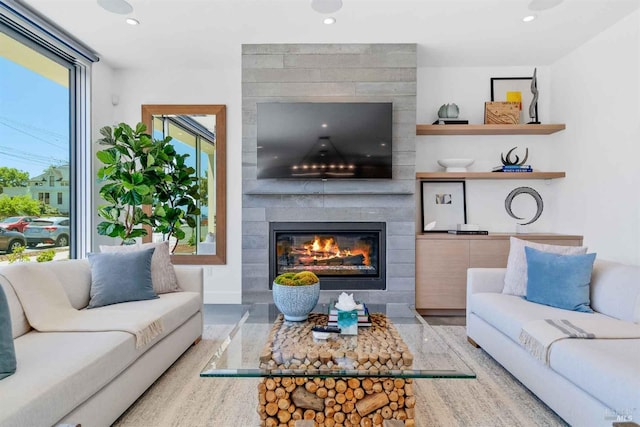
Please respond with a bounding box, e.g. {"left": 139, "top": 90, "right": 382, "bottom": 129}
{"left": 142, "top": 104, "right": 226, "bottom": 265}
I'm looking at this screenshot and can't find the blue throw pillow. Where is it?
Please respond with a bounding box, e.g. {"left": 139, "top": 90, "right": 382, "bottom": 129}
{"left": 525, "top": 246, "right": 596, "bottom": 313}
{"left": 87, "top": 247, "right": 158, "bottom": 308}
{"left": 0, "top": 285, "right": 17, "bottom": 380}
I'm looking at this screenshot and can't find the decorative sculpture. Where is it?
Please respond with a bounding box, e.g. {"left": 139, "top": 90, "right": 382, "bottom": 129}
{"left": 505, "top": 187, "right": 544, "bottom": 225}
{"left": 528, "top": 68, "right": 540, "bottom": 124}
{"left": 438, "top": 103, "right": 459, "bottom": 119}
{"left": 501, "top": 146, "right": 529, "bottom": 166}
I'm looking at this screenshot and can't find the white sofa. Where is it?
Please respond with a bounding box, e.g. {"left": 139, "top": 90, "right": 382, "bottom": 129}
{"left": 0, "top": 259, "right": 203, "bottom": 427}
{"left": 466, "top": 259, "right": 640, "bottom": 426}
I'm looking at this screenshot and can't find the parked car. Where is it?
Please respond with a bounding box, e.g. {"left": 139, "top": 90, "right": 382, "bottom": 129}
{"left": 0, "top": 216, "right": 38, "bottom": 233}
{"left": 0, "top": 228, "right": 26, "bottom": 253}
{"left": 23, "top": 217, "right": 70, "bottom": 248}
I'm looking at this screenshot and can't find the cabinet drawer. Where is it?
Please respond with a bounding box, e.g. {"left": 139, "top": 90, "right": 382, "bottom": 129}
{"left": 470, "top": 240, "right": 509, "bottom": 268}
{"left": 416, "top": 239, "right": 469, "bottom": 310}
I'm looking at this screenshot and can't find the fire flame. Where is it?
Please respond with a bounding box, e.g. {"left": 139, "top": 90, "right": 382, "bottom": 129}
{"left": 303, "top": 236, "right": 370, "bottom": 265}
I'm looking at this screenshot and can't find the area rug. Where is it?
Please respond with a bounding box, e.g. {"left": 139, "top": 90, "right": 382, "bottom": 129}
{"left": 113, "top": 324, "right": 567, "bottom": 426}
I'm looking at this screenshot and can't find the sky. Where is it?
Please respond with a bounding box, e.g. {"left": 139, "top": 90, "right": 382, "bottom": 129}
{"left": 0, "top": 56, "right": 69, "bottom": 180}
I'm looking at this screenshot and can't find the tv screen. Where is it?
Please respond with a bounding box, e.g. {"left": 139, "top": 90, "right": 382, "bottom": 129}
{"left": 257, "top": 102, "right": 392, "bottom": 179}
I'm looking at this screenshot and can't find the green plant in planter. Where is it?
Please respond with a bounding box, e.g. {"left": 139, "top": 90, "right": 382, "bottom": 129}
{"left": 96, "top": 122, "right": 200, "bottom": 248}
{"left": 273, "top": 271, "right": 320, "bottom": 321}
{"left": 274, "top": 271, "right": 319, "bottom": 286}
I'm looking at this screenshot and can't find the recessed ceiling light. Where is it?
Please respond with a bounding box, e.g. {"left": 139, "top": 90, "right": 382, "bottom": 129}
{"left": 311, "top": 0, "right": 343, "bottom": 14}
{"left": 528, "top": 0, "right": 563, "bottom": 11}
{"left": 323, "top": 17, "right": 336, "bottom": 25}
{"left": 522, "top": 15, "right": 537, "bottom": 22}
{"left": 321, "top": 123, "right": 328, "bottom": 128}
{"left": 125, "top": 18, "right": 140, "bottom": 25}
{"left": 97, "top": 0, "right": 133, "bottom": 15}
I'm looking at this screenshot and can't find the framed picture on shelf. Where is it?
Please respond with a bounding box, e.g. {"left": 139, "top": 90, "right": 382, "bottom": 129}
{"left": 421, "top": 180, "right": 467, "bottom": 232}
{"left": 490, "top": 77, "right": 538, "bottom": 124}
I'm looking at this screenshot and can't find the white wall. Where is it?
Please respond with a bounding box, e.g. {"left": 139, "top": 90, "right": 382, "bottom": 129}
{"left": 91, "top": 61, "right": 115, "bottom": 249}
{"left": 91, "top": 60, "right": 244, "bottom": 303}
{"left": 416, "top": 66, "right": 561, "bottom": 234}
{"left": 550, "top": 10, "right": 640, "bottom": 265}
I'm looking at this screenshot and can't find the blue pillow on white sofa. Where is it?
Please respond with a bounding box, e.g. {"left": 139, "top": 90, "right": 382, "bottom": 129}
{"left": 0, "top": 284, "right": 16, "bottom": 380}
{"left": 87, "top": 247, "right": 158, "bottom": 308}
{"left": 524, "top": 246, "right": 596, "bottom": 313}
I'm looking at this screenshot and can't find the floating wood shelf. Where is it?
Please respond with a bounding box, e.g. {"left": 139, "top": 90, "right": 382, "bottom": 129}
{"left": 416, "top": 124, "right": 566, "bottom": 136}
{"left": 416, "top": 172, "right": 566, "bottom": 180}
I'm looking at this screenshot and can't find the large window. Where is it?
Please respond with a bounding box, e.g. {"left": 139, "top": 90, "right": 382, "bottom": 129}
{"left": 0, "top": 2, "right": 96, "bottom": 261}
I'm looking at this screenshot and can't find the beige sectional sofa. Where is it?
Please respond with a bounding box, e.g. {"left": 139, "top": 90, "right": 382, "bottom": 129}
{"left": 0, "top": 259, "right": 203, "bottom": 427}
{"left": 467, "top": 259, "right": 640, "bottom": 426}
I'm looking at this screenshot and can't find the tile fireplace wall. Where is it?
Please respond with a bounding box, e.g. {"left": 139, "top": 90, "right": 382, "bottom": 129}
{"left": 242, "top": 44, "right": 417, "bottom": 304}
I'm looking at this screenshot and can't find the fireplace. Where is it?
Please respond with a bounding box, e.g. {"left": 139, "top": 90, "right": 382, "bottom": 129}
{"left": 269, "top": 222, "right": 386, "bottom": 290}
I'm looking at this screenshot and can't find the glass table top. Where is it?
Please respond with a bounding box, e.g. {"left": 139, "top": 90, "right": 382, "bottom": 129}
{"left": 200, "top": 303, "right": 475, "bottom": 379}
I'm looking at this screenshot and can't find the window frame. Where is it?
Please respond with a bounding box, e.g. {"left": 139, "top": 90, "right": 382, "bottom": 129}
{"left": 1, "top": 1, "right": 97, "bottom": 259}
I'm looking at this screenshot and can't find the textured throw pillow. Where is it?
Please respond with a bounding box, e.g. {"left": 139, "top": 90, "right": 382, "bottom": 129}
{"left": 88, "top": 248, "right": 158, "bottom": 308}
{"left": 100, "top": 241, "right": 181, "bottom": 294}
{"left": 524, "top": 247, "right": 596, "bottom": 313}
{"left": 0, "top": 285, "right": 17, "bottom": 380}
{"left": 502, "top": 237, "right": 588, "bottom": 296}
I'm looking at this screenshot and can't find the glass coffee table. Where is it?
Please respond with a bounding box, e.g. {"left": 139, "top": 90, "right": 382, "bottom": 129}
{"left": 201, "top": 303, "right": 474, "bottom": 426}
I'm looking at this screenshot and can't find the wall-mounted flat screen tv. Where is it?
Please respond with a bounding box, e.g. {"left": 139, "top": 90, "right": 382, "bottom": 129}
{"left": 257, "top": 102, "right": 392, "bottom": 179}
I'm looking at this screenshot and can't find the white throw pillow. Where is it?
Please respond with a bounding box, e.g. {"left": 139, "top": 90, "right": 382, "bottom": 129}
{"left": 100, "top": 240, "right": 181, "bottom": 294}
{"left": 502, "top": 237, "right": 588, "bottom": 296}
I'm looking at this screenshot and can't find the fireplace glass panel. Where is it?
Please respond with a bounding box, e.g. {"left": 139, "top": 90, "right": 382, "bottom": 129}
{"left": 276, "top": 232, "right": 380, "bottom": 277}
{"left": 269, "top": 222, "right": 386, "bottom": 290}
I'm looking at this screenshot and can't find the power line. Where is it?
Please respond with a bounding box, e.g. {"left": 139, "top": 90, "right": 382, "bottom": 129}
{"left": 0, "top": 120, "right": 67, "bottom": 150}
{"left": 0, "top": 115, "right": 65, "bottom": 138}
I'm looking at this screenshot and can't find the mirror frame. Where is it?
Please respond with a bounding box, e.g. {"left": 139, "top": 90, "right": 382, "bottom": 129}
{"left": 141, "top": 104, "right": 226, "bottom": 265}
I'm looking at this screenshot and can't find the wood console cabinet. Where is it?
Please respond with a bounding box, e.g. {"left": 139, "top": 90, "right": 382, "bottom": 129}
{"left": 415, "top": 233, "right": 584, "bottom": 314}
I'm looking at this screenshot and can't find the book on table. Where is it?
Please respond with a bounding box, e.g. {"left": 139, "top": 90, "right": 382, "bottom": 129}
{"left": 327, "top": 320, "right": 372, "bottom": 327}
{"left": 328, "top": 301, "right": 370, "bottom": 325}
{"left": 327, "top": 313, "right": 371, "bottom": 322}
{"left": 329, "top": 301, "right": 368, "bottom": 316}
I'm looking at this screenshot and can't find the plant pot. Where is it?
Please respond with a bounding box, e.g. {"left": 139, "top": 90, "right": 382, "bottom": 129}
{"left": 272, "top": 281, "right": 320, "bottom": 321}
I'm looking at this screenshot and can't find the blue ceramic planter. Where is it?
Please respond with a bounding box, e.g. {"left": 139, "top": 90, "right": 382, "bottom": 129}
{"left": 272, "top": 281, "right": 320, "bottom": 321}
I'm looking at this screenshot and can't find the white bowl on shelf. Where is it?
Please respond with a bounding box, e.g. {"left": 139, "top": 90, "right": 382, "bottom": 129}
{"left": 437, "top": 158, "right": 474, "bottom": 172}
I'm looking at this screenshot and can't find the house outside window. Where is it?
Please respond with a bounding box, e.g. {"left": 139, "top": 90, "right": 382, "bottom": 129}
{"left": 0, "top": 2, "right": 97, "bottom": 260}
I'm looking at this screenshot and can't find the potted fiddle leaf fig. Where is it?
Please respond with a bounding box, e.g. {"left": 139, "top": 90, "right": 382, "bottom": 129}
{"left": 96, "top": 122, "right": 200, "bottom": 250}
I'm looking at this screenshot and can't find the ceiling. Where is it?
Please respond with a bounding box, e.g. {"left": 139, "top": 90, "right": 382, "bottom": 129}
{"left": 21, "top": 0, "right": 640, "bottom": 69}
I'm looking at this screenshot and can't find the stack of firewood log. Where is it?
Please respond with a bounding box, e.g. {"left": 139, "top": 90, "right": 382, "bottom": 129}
{"left": 257, "top": 312, "right": 416, "bottom": 426}
{"left": 257, "top": 376, "right": 415, "bottom": 427}
{"left": 259, "top": 313, "right": 414, "bottom": 372}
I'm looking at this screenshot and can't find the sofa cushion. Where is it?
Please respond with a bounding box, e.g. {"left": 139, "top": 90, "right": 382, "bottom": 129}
{"left": 549, "top": 338, "right": 640, "bottom": 417}
{"left": 88, "top": 248, "right": 158, "bottom": 308}
{"left": 88, "top": 291, "right": 201, "bottom": 353}
{"left": 0, "top": 330, "right": 136, "bottom": 427}
{"left": 469, "top": 292, "right": 614, "bottom": 344}
{"left": 590, "top": 259, "right": 640, "bottom": 323}
{"left": 100, "top": 241, "right": 181, "bottom": 294}
{"left": 525, "top": 247, "right": 596, "bottom": 313}
{"left": 48, "top": 259, "right": 91, "bottom": 309}
{"left": 0, "top": 278, "right": 30, "bottom": 339}
{"left": 503, "top": 237, "right": 588, "bottom": 297}
{"left": 0, "top": 284, "right": 16, "bottom": 380}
